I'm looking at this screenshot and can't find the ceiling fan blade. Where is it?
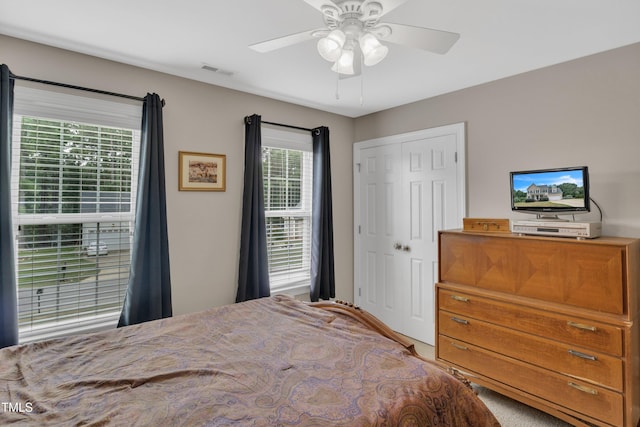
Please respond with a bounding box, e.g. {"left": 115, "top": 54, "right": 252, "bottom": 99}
{"left": 302, "top": 0, "right": 339, "bottom": 13}
{"left": 249, "top": 29, "right": 322, "bottom": 53}
{"left": 365, "top": 0, "right": 409, "bottom": 17}
{"left": 383, "top": 22, "right": 460, "bottom": 54}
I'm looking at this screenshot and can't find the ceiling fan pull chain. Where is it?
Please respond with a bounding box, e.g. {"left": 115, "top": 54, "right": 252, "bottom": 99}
{"left": 360, "top": 64, "right": 364, "bottom": 106}
{"left": 335, "top": 75, "right": 340, "bottom": 100}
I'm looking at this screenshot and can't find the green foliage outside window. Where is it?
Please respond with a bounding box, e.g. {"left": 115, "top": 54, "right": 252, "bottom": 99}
{"left": 18, "top": 117, "right": 133, "bottom": 249}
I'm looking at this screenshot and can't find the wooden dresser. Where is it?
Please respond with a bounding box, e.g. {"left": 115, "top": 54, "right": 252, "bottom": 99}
{"left": 436, "top": 230, "right": 640, "bottom": 427}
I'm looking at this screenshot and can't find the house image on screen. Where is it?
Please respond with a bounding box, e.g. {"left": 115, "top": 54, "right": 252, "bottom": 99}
{"left": 527, "top": 184, "right": 563, "bottom": 201}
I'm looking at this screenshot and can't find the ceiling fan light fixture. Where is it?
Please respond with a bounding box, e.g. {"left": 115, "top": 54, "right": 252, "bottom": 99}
{"left": 359, "top": 32, "right": 388, "bottom": 66}
{"left": 331, "top": 48, "right": 355, "bottom": 75}
{"left": 317, "top": 29, "right": 346, "bottom": 62}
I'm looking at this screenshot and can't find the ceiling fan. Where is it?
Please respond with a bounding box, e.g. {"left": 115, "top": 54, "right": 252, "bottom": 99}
{"left": 249, "top": 0, "right": 460, "bottom": 77}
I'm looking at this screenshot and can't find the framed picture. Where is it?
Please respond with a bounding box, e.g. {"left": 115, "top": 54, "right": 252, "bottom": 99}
{"left": 179, "top": 151, "right": 226, "bottom": 191}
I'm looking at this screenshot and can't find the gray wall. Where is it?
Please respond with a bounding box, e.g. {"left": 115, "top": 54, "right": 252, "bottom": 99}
{"left": 354, "top": 42, "right": 640, "bottom": 238}
{"left": 3, "top": 34, "right": 640, "bottom": 316}
{"left": 1, "top": 35, "right": 355, "bottom": 315}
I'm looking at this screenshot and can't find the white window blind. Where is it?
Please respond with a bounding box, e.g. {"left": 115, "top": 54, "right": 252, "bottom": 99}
{"left": 11, "top": 87, "right": 142, "bottom": 342}
{"left": 262, "top": 127, "right": 312, "bottom": 292}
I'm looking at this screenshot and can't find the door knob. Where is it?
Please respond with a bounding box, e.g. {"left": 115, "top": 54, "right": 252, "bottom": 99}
{"left": 393, "top": 243, "right": 411, "bottom": 252}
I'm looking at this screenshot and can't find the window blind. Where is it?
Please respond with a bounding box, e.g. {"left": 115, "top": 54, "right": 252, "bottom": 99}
{"left": 11, "top": 87, "right": 141, "bottom": 342}
{"left": 262, "top": 127, "right": 312, "bottom": 291}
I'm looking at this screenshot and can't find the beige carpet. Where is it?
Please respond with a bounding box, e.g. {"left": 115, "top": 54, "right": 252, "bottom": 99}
{"left": 408, "top": 338, "right": 573, "bottom": 427}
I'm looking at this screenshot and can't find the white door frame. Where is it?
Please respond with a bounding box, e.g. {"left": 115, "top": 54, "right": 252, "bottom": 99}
{"left": 353, "top": 122, "right": 467, "bottom": 307}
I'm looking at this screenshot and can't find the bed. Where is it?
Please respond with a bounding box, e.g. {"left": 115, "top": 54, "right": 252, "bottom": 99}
{"left": 0, "top": 295, "right": 500, "bottom": 426}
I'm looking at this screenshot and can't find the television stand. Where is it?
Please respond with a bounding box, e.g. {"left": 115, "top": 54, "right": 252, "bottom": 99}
{"left": 436, "top": 230, "right": 640, "bottom": 427}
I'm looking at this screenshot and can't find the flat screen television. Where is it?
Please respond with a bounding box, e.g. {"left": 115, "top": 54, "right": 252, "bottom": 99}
{"left": 510, "top": 166, "right": 590, "bottom": 218}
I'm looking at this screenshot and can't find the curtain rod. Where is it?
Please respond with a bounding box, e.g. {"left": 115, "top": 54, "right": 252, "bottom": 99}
{"left": 9, "top": 73, "right": 161, "bottom": 105}
{"left": 262, "top": 120, "right": 314, "bottom": 133}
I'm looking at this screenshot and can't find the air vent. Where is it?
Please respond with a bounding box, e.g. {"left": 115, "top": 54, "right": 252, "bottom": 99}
{"left": 201, "top": 64, "right": 234, "bottom": 77}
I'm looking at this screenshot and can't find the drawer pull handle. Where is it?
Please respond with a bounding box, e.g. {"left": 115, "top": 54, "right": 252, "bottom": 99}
{"left": 451, "top": 295, "right": 469, "bottom": 302}
{"left": 568, "top": 382, "right": 598, "bottom": 395}
{"left": 450, "top": 317, "right": 469, "bottom": 325}
{"left": 451, "top": 342, "right": 468, "bottom": 351}
{"left": 567, "top": 321, "right": 597, "bottom": 332}
{"left": 568, "top": 349, "right": 598, "bottom": 361}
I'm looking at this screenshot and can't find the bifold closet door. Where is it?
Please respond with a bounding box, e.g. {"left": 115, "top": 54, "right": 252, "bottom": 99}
{"left": 356, "top": 133, "right": 459, "bottom": 345}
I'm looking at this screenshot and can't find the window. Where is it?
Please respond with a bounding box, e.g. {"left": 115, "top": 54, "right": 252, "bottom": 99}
{"left": 262, "top": 127, "right": 312, "bottom": 293}
{"left": 11, "top": 87, "right": 141, "bottom": 342}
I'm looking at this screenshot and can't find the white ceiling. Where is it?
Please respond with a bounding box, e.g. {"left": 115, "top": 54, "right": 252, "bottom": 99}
{"left": 1, "top": 0, "right": 640, "bottom": 118}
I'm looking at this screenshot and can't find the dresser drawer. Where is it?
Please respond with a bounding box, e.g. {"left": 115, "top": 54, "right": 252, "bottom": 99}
{"left": 438, "top": 310, "right": 623, "bottom": 390}
{"left": 438, "top": 336, "right": 624, "bottom": 427}
{"left": 439, "top": 232, "right": 625, "bottom": 314}
{"left": 438, "top": 287, "right": 623, "bottom": 356}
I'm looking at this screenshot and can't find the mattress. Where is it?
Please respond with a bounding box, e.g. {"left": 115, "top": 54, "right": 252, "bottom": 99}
{"left": 0, "top": 295, "right": 499, "bottom": 426}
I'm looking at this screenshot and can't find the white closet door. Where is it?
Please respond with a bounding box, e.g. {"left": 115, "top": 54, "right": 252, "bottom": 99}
{"left": 354, "top": 123, "right": 465, "bottom": 345}
{"left": 358, "top": 143, "right": 403, "bottom": 332}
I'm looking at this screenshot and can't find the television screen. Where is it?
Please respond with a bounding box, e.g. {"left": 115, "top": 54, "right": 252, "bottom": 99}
{"left": 510, "top": 166, "right": 590, "bottom": 215}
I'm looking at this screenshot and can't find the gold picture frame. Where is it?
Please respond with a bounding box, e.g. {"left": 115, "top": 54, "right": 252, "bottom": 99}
{"left": 179, "top": 151, "right": 226, "bottom": 191}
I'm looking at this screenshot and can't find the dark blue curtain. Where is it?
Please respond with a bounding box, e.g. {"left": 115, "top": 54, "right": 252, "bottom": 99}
{"left": 236, "top": 114, "right": 270, "bottom": 302}
{"left": 0, "top": 64, "right": 18, "bottom": 348}
{"left": 118, "top": 93, "right": 172, "bottom": 327}
{"left": 310, "top": 126, "right": 335, "bottom": 301}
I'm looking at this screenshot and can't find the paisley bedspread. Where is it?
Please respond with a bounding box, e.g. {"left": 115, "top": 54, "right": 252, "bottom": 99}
{"left": 0, "top": 295, "right": 500, "bottom": 426}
